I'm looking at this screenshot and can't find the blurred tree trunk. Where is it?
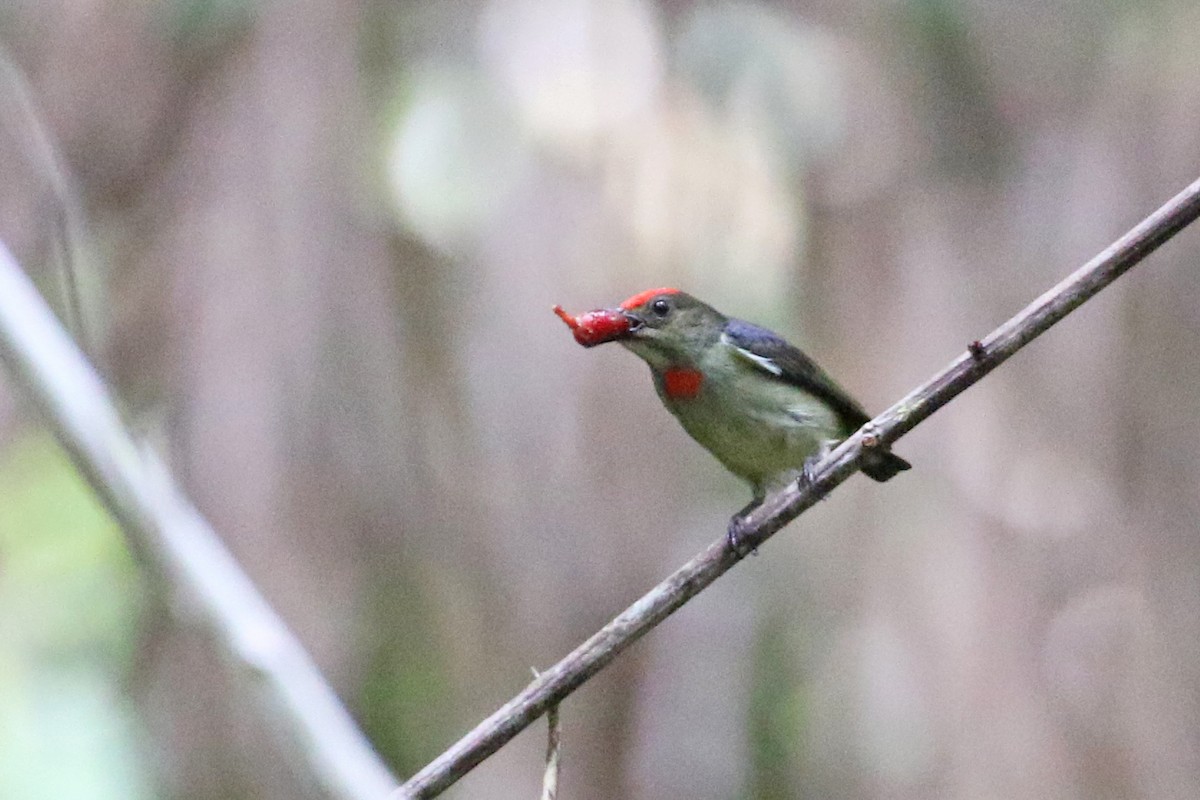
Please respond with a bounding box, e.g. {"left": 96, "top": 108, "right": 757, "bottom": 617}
{"left": 104, "top": 2, "right": 410, "bottom": 796}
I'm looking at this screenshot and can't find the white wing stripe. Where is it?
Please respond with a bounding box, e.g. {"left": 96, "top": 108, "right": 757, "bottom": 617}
{"left": 722, "top": 332, "right": 784, "bottom": 376}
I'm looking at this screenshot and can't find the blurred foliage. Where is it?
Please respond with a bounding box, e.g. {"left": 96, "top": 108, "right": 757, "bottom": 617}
{"left": 903, "top": 0, "right": 1009, "bottom": 178}
{"left": 0, "top": 432, "right": 148, "bottom": 800}
{"left": 161, "top": 0, "right": 256, "bottom": 54}
{"left": 358, "top": 571, "right": 456, "bottom": 778}
{"left": 748, "top": 614, "right": 807, "bottom": 800}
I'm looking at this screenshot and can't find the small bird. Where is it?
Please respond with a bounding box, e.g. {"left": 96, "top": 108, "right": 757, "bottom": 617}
{"left": 554, "top": 287, "right": 909, "bottom": 551}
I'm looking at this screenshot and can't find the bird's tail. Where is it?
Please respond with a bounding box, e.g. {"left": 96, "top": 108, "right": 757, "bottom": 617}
{"left": 861, "top": 449, "right": 911, "bottom": 482}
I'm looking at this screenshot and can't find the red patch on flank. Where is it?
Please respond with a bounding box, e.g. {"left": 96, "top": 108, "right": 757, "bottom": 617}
{"left": 620, "top": 287, "right": 680, "bottom": 310}
{"left": 553, "top": 304, "right": 630, "bottom": 347}
{"left": 663, "top": 367, "right": 704, "bottom": 399}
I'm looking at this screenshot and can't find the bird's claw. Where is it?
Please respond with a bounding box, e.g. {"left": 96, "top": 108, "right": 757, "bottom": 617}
{"left": 801, "top": 456, "right": 818, "bottom": 485}
{"left": 801, "top": 456, "right": 828, "bottom": 500}
{"left": 726, "top": 515, "right": 758, "bottom": 557}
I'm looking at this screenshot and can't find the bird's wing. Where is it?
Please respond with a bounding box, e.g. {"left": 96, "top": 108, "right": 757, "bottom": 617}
{"left": 723, "top": 319, "right": 871, "bottom": 430}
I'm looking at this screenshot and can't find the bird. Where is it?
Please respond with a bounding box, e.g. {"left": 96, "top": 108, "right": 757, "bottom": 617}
{"left": 554, "top": 287, "right": 909, "bottom": 552}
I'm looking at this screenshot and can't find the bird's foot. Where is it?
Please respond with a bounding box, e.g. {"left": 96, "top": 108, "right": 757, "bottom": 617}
{"left": 727, "top": 500, "right": 762, "bottom": 557}
{"left": 801, "top": 456, "right": 827, "bottom": 500}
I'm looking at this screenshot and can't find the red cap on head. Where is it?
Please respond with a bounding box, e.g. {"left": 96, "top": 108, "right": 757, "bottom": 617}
{"left": 620, "top": 287, "right": 679, "bottom": 310}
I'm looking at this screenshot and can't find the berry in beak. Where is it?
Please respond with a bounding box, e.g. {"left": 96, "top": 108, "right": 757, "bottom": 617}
{"left": 553, "top": 304, "right": 633, "bottom": 347}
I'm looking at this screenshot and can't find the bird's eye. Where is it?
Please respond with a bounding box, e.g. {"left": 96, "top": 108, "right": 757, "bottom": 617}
{"left": 651, "top": 298, "right": 671, "bottom": 316}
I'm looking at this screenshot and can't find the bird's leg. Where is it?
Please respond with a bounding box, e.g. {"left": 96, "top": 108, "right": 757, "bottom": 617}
{"left": 727, "top": 498, "right": 763, "bottom": 556}
{"left": 729, "top": 441, "right": 837, "bottom": 555}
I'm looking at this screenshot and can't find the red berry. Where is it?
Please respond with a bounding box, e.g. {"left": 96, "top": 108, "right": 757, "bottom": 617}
{"left": 553, "top": 305, "right": 630, "bottom": 347}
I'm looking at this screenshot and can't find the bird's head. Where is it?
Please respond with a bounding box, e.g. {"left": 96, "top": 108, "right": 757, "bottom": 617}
{"left": 554, "top": 288, "right": 726, "bottom": 369}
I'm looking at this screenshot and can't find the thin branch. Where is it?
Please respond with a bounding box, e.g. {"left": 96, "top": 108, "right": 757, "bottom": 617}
{"left": 0, "top": 240, "right": 400, "bottom": 800}
{"left": 396, "top": 175, "right": 1200, "bottom": 799}
{"left": 540, "top": 704, "right": 560, "bottom": 800}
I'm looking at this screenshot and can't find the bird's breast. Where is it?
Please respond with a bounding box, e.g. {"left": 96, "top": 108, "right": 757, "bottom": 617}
{"left": 654, "top": 349, "right": 845, "bottom": 492}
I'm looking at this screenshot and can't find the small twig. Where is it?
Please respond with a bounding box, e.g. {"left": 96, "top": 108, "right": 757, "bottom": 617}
{"left": 540, "top": 704, "right": 560, "bottom": 800}
{"left": 0, "top": 240, "right": 399, "bottom": 800}
{"left": 528, "top": 667, "right": 561, "bottom": 800}
{"left": 395, "top": 175, "right": 1200, "bottom": 799}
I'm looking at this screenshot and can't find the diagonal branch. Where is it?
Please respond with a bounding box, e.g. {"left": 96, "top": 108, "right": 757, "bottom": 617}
{"left": 0, "top": 240, "right": 400, "bottom": 800}
{"left": 395, "top": 175, "right": 1200, "bottom": 799}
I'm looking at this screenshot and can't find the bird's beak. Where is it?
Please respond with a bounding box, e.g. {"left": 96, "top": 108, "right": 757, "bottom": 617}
{"left": 553, "top": 305, "right": 638, "bottom": 347}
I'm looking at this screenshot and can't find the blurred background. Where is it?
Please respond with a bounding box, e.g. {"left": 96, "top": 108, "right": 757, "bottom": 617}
{"left": 2, "top": 1, "right": 1200, "bottom": 798}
